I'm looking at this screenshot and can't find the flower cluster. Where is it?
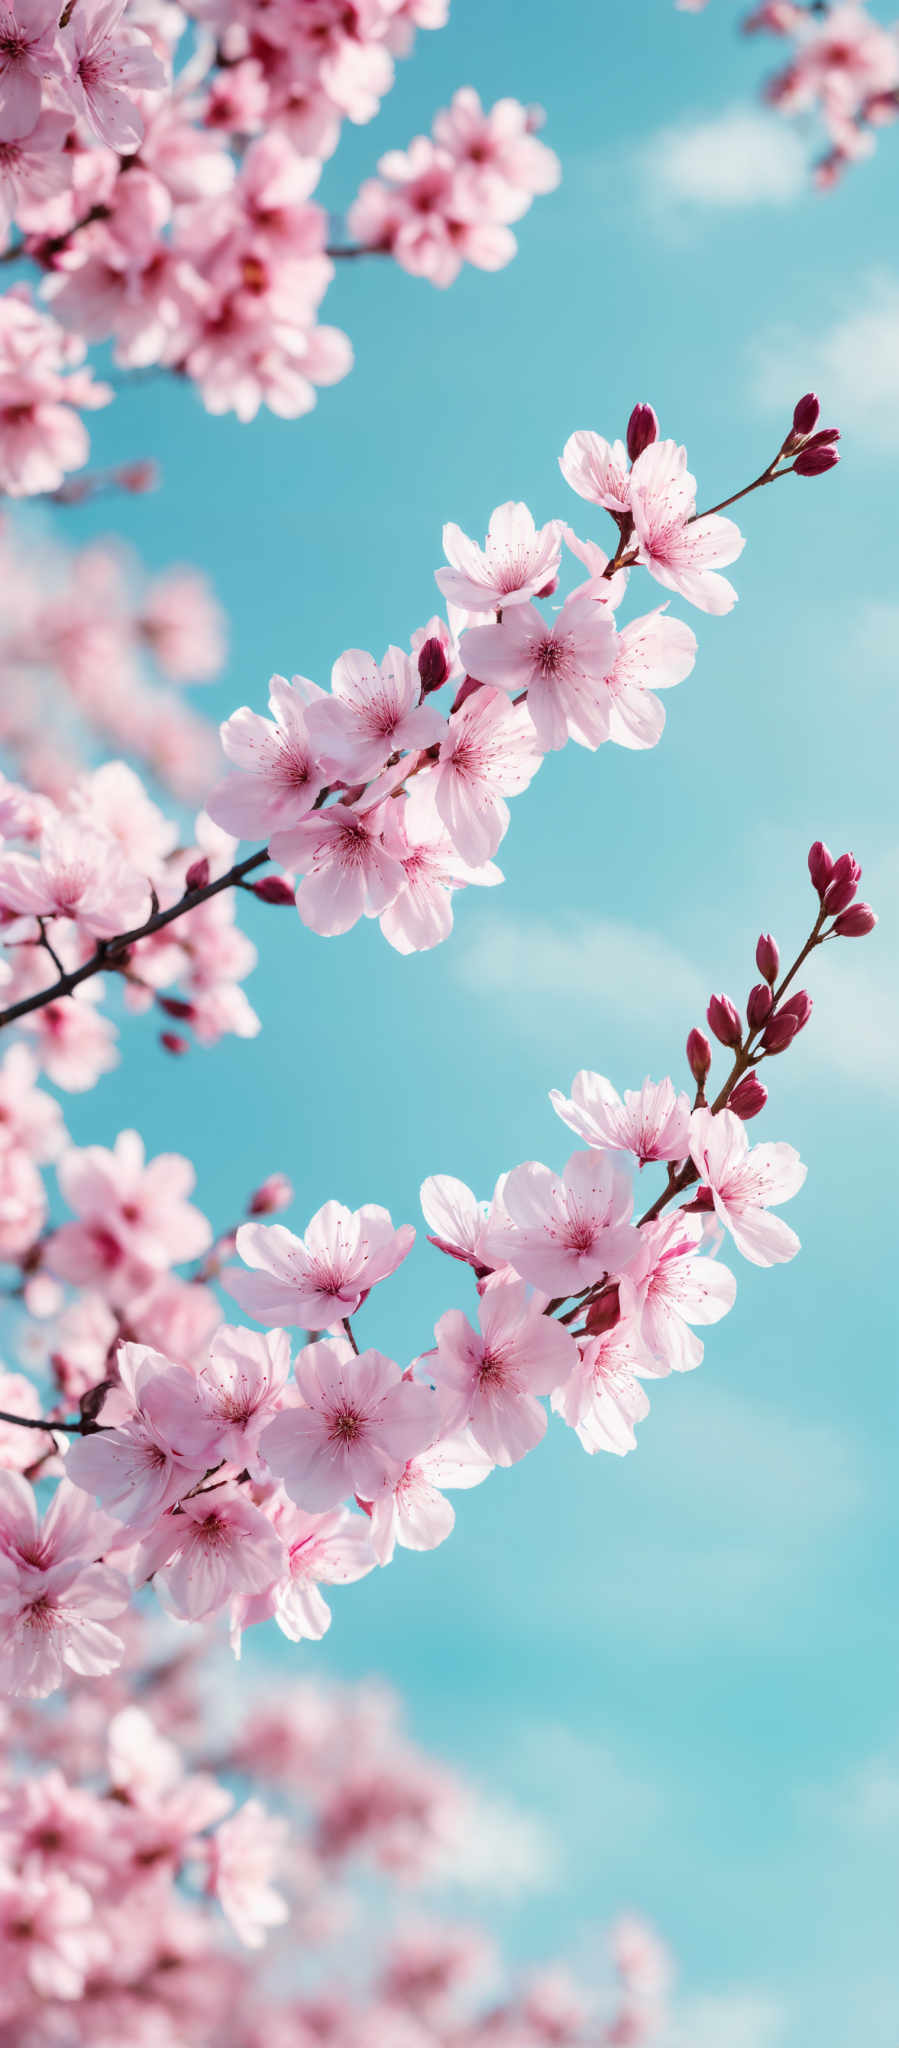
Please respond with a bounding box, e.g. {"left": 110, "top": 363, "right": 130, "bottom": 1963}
{"left": 0, "top": 846, "right": 875, "bottom": 1691}
{"left": 0, "top": 511, "right": 224, "bottom": 803}
{"left": 0, "top": 1636, "right": 678, "bottom": 2044}
{"left": 0, "top": 0, "right": 559, "bottom": 465}
{"left": 681, "top": 0, "right": 899, "bottom": 184}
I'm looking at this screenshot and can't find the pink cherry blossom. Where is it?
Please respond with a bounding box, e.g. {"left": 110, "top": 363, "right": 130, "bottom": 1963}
{"left": 234, "top": 1497, "right": 377, "bottom": 1644}
{"left": 460, "top": 594, "right": 619, "bottom": 751}
{"left": 60, "top": 0, "right": 166, "bottom": 154}
{"left": 210, "top": 1799, "right": 289, "bottom": 1948}
{"left": 551, "top": 1321, "right": 653, "bottom": 1455}
{"left": 0, "top": 0, "right": 66, "bottom": 144}
{"left": 305, "top": 645, "right": 445, "bottom": 781}
{"left": 419, "top": 1172, "right": 494, "bottom": 1271}
{"left": 261, "top": 1341, "right": 438, "bottom": 1512}
{"left": 0, "top": 110, "right": 74, "bottom": 230}
{"left": 404, "top": 686, "right": 541, "bottom": 865}
{"left": 559, "top": 430, "right": 631, "bottom": 515}
{"left": 269, "top": 798, "right": 405, "bottom": 937}
{"left": 427, "top": 1277, "right": 576, "bottom": 1464}
{"left": 0, "top": 1867, "right": 98, "bottom": 2001}
{"left": 0, "top": 814, "right": 151, "bottom": 940}
{"left": 550, "top": 1070, "right": 692, "bottom": 1167}
{"left": 194, "top": 1323, "right": 291, "bottom": 1473}
{"left": 0, "top": 1368, "right": 52, "bottom": 1469}
{"left": 377, "top": 799, "right": 502, "bottom": 955}
{"left": 226, "top": 1199, "right": 415, "bottom": 1328}
{"left": 0, "top": 1139, "right": 46, "bottom": 1258}
{"left": 0, "top": 1473, "right": 128, "bottom": 1696}
{"left": 207, "top": 673, "right": 328, "bottom": 840}
{"left": 47, "top": 1129, "right": 212, "bottom": 1296}
{"left": 487, "top": 1150, "right": 639, "bottom": 1296}
{"left": 627, "top": 1211, "right": 737, "bottom": 1372}
{"left": 137, "top": 566, "right": 226, "bottom": 682}
{"left": 64, "top": 1341, "right": 220, "bottom": 1527}
{"left": 435, "top": 501, "right": 562, "bottom": 613}
{"left": 20, "top": 990, "right": 118, "bottom": 1094}
{"left": 601, "top": 608, "right": 697, "bottom": 750}
{"left": 688, "top": 1107, "right": 807, "bottom": 1265}
{"left": 140, "top": 1487, "right": 285, "bottom": 1621}
{"left": 628, "top": 440, "right": 745, "bottom": 616}
{"left": 365, "top": 1430, "right": 493, "bottom": 1565}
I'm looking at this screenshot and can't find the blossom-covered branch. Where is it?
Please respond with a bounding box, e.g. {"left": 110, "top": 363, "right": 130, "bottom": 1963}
{"left": 0, "top": 842, "right": 875, "bottom": 1695}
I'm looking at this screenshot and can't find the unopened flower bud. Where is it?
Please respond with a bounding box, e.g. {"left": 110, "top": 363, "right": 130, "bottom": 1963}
{"left": 706, "top": 993, "right": 743, "bottom": 1049}
{"left": 747, "top": 982, "right": 773, "bottom": 1031}
{"left": 185, "top": 856, "right": 210, "bottom": 891}
{"left": 417, "top": 636, "right": 450, "bottom": 695}
{"left": 157, "top": 995, "right": 195, "bottom": 1021}
{"left": 160, "top": 1031, "right": 190, "bottom": 1055}
{"left": 793, "top": 444, "right": 839, "bottom": 476}
{"left": 780, "top": 988, "right": 812, "bottom": 1031}
{"left": 584, "top": 1284, "right": 621, "bottom": 1337}
{"left": 822, "top": 851, "right": 861, "bottom": 915}
{"left": 761, "top": 1011, "right": 799, "bottom": 1055}
{"left": 626, "top": 402, "right": 659, "bottom": 462}
{"left": 248, "top": 1172, "right": 294, "bottom": 1216}
{"left": 79, "top": 1380, "right": 112, "bottom": 1429}
{"left": 833, "top": 902, "right": 877, "bottom": 937}
{"left": 792, "top": 392, "right": 820, "bottom": 438}
{"left": 755, "top": 933, "right": 779, "bottom": 984}
{"left": 808, "top": 840, "right": 834, "bottom": 896}
{"left": 686, "top": 1028, "right": 712, "bottom": 1085}
{"left": 451, "top": 676, "right": 483, "bottom": 714}
{"left": 252, "top": 875, "right": 295, "bottom": 905}
{"left": 117, "top": 459, "right": 160, "bottom": 494}
{"left": 729, "top": 1074, "right": 768, "bottom": 1120}
{"left": 802, "top": 427, "right": 840, "bottom": 451}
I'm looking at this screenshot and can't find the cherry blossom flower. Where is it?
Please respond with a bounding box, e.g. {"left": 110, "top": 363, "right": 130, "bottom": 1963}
{"left": 0, "top": 815, "right": 151, "bottom": 940}
{"left": 207, "top": 674, "right": 328, "bottom": 840}
{"left": 377, "top": 800, "right": 502, "bottom": 955}
{"left": 261, "top": 1341, "right": 438, "bottom": 1512}
{"left": 626, "top": 1212, "right": 737, "bottom": 1372}
{"left": 0, "top": 0, "right": 66, "bottom": 144}
{"left": 460, "top": 594, "right": 619, "bottom": 751}
{"left": 46, "top": 1130, "right": 212, "bottom": 1296}
{"left": 559, "top": 430, "right": 631, "bottom": 516}
{"left": 688, "top": 1107, "right": 807, "bottom": 1265}
{"left": 20, "top": 991, "right": 118, "bottom": 1094}
{"left": 551, "top": 1321, "right": 653, "bottom": 1456}
{"left": 0, "top": 1368, "right": 52, "bottom": 1469}
{"left": 60, "top": 0, "right": 166, "bottom": 154}
{"left": 209, "top": 1799, "right": 289, "bottom": 1948}
{"left": 227, "top": 1198, "right": 415, "bottom": 1329}
{"left": 140, "top": 1487, "right": 285, "bottom": 1621}
{"left": 305, "top": 645, "right": 445, "bottom": 781}
{"left": 487, "top": 1151, "right": 639, "bottom": 1296}
{"left": 270, "top": 799, "right": 405, "bottom": 938}
{"left": 419, "top": 1172, "right": 494, "bottom": 1271}
{"left": 64, "top": 1341, "right": 220, "bottom": 1527}
{"left": 0, "top": 1474, "right": 128, "bottom": 1696}
{"left": 0, "top": 1139, "right": 46, "bottom": 1259}
{"left": 427, "top": 1277, "right": 577, "bottom": 1464}
{"left": 194, "top": 1324, "right": 291, "bottom": 1473}
{"left": 550, "top": 1070, "right": 692, "bottom": 1167}
{"left": 365, "top": 1430, "right": 493, "bottom": 1564}
{"left": 628, "top": 440, "right": 745, "bottom": 616}
{"left": 0, "top": 110, "right": 74, "bottom": 231}
{"left": 0, "top": 1867, "right": 98, "bottom": 2001}
{"left": 404, "top": 687, "right": 542, "bottom": 865}
{"left": 0, "top": 288, "right": 111, "bottom": 498}
{"left": 233, "top": 1498, "right": 377, "bottom": 1644}
{"left": 601, "top": 608, "right": 697, "bottom": 750}
{"left": 435, "top": 502, "right": 562, "bottom": 612}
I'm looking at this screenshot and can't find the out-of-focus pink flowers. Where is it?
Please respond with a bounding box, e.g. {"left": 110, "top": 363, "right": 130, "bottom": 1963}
{"left": 0, "top": 288, "right": 111, "bottom": 497}
{"left": 46, "top": 1131, "right": 212, "bottom": 1299}
{"left": 0, "top": 1473, "right": 127, "bottom": 1695}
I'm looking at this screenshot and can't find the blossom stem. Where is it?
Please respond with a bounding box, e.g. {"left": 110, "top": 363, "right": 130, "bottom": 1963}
{"left": 692, "top": 462, "right": 791, "bottom": 523}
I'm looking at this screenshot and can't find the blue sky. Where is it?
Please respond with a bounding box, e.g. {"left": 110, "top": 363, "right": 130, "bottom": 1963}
{"left": 14, "top": 2, "right": 899, "bottom": 2041}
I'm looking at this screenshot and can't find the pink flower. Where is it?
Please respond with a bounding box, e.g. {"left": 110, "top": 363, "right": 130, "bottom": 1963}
{"left": 0, "top": 814, "right": 151, "bottom": 940}
{"left": 460, "top": 594, "right": 619, "bottom": 751}
{"left": 0, "top": 110, "right": 74, "bottom": 231}
{"left": 260, "top": 1341, "right": 438, "bottom": 1512}
{"left": 435, "top": 501, "right": 562, "bottom": 613}
{"left": 140, "top": 1487, "right": 285, "bottom": 1621}
{"left": 0, "top": 1140, "right": 46, "bottom": 1259}
{"left": 427, "top": 1277, "right": 576, "bottom": 1464}
{"left": 433, "top": 87, "right": 560, "bottom": 216}
{"left": 0, "top": 288, "right": 111, "bottom": 497}
{"left": 550, "top": 1070, "right": 692, "bottom": 1166}
{"left": 487, "top": 1151, "right": 639, "bottom": 1296}
{"left": 207, "top": 673, "right": 328, "bottom": 841}
{"left": 237, "top": 1498, "right": 376, "bottom": 1643}
{"left": 0, "top": 0, "right": 66, "bottom": 144}
{"left": 688, "top": 1107, "right": 807, "bottom": 1265}
{"left": 194, "top": 1324, "right": 291, "bottom": 1473}
{"left": 138, "top": 566, "right": 226, "bottom": 682}
{"left": 404, "top": 687, "right": 541, "bottom": 865}
{"left": 600, "top": 608, "right": 697, "bottom": 750}
{"left": 0, "top": 1473, "right": 128, "bottom": 1696}
{"left": 627, "top": 1212, "right": 737, "bottom": 1371}
{"left": 226, "top": 1200, "right": 415, "bottom": 1329}
{"left": 0, "top": 1868, "right": 97, "bottom": 2000}
{"left": 210, "top": 1800, "right": 289, "bottom": 1948}
{"left": 628, "top": 440, "right": 745, "bottom": 616}
{"left": 69, "top": 760, "right": 177, "bottom": 877}
{"left": 47, "top": 1129, "right": 212, "bottom": 1296}
{"left": 377, "top": 799, "right": 502, "bottom": 955}
{"left": 0, "top": 1369, "right": 52, "bottom": 1470}
{"left": 305, "top": 645, "right": 444, "bottom": 781}
{"left": 64, "top": 1341, "right": 220, "bottom": 1527}
{"left": 551, "top": 1321, "right": 652, "bottom": 1455}
{"left": 559, "top": 430, "right": 631, "bottom": 515}
{"left": 21, "top": 990, "right": 118, "bottom": 1093}
{"left": 366, "top": 1430, "right": 493, "bottom": 1565}
{"left": 419, "top": 1172, "right": 493, "bottom": 1272}
{"left": 60, "top": 0, "right": 166, "bottom": 154}
{"left": 270, "top": 799, "right": 405, "bottom": 937}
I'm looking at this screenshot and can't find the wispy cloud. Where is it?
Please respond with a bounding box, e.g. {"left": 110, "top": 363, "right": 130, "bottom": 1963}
{"left": 639, "top": 104, "right": 806, "bottom": 211}
{"left": 456, "top": 913, "right": 706, "bottom": 1029}
{"left": 751, "top": 272, "right": 899, "bottom": 448}
{"left": 664, "top": 1990, "right": 789, "bottom": 2048}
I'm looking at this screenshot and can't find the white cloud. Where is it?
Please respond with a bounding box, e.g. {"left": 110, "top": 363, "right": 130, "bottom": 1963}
{"left": 752, "top": 272, "right": 899, "bottom": 448}
{"left": 640, "top": 104, "right": 806, "bottom": 210}
{"left": 664, "top": 1990, "right": 788, "bottom": 2048}
{"left": 455, "top": 913, "right": 706, "bottom": 1027}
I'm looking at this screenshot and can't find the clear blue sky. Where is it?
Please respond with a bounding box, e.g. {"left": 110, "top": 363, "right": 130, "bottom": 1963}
{"left": 26, "top": 3, "right": 899, "bottom": 2041}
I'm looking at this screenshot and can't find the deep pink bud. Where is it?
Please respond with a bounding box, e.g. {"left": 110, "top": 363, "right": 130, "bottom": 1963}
{"left": 584, "top": 1283, "right": 621, "bottom": 1337}
{"left": 451, "top": 676, "right": 483, "bottom": 714}
{"left": 252, "top": 875, "right": 295, "bottom": 905}
{"left": 160, "top": 1031, "right": 190, "bottom": 1055}
{"left": 833, "top": 902, "right": 877, "bottom": 937}
{"left": 185, "top": 856, "right": 210, "bottom": 892}
{"left": 792, "top": 392, "right": 820, "bottom": 437}
{"left": 682, "top": 1186, "right": 715, "bottom": 1213}
{"left": 706, "top": 994, "right": 743, "bottom": 1049}
{"left": 747, "top": 982, "right": 773, "bottom": 1031}
{"left": 729, "top": 1074, "right": 768, "bottom": 1120}
{"left": 417, "top": 637, "right": 450, "bottom": 695}
{"left": 823, "top": 853, "right": 861, "bottom": 915}
{"left": 686, "top": 1028, "right": 712, "bottom": 1085}
{"left": 626, "top": 402, "right": 659, "bottom": 462}
{"left": 802, "top": 426, "right": 840, "bottom": 451}
{"left": 793, "top": 444, "right": 839, "bottom": 476}
{"left": 248, "top": 1172, "right": 294, "bottom": 1216}
{"left": 157, "top": 995, "right": 195, "bottom": 1021}
{"left": 755, "top": 933, "right": 779, "bottom": 984}
{"left": 780, "top": 989, "right": 813, "bottom": 1031}
{"left": 808, "top": 840, "right": 834, "bottom": 896}
{"left": 761, "top": 1011, "right": 799, "bottom": 1055}
{"left": 117, "top": 459, "right": 160, "bottom": 494}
